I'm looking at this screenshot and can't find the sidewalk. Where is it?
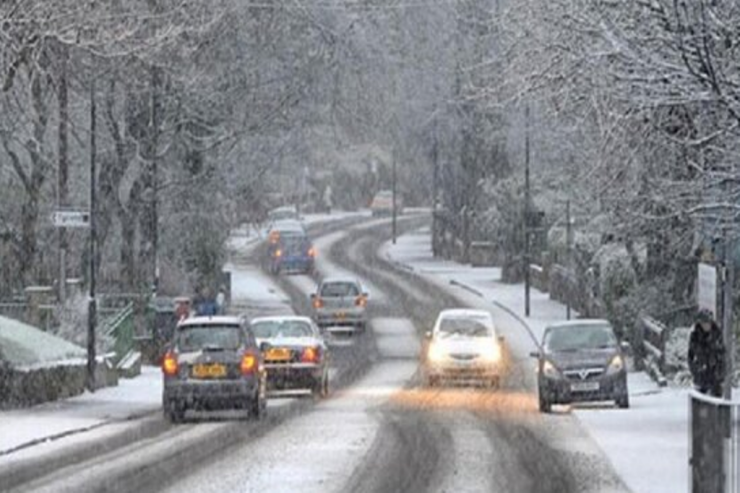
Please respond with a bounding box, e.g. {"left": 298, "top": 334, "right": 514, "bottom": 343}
{"left": 383, "top": 226, "right": 690, "bottom": 493}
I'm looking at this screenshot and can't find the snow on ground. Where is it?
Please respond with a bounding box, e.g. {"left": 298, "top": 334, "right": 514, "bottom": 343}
{"left": 161, "top": 317, "right": 418, "bottom": 493}
{"left": 384, "top": 226, "right": 689, "bottom": 493}
{"left": 0, "top": 315, "right": 86, "bottom": 368}
{"left": 0, "top": 366, "right": 162, "bottom": 454}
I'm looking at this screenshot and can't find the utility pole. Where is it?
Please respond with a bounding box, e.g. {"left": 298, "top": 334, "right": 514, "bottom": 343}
{"left": 87, "top": 80, "right": 97, "bottom": 392}
{"left": 392, "top": 154, "right": 397, "bottom": 244}
{"left": 524, "top": 103, "right": 531, "bottom": 317}
{"left": 57, "top": 44, "right": 69, "bottom": 303}
{"left": 150, "top": 67, "right": 160, "bottom": 297}
{"left": 723, "top": 227, "right": 735, "bottom": 400}
{"left": 431, "top": 127, "right": 439, "bottom": 256}
{"left": 566, "top": 199, "right": 572, "bottom": 320}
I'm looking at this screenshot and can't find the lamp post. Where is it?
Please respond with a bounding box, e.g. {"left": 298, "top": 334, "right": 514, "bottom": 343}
{"left": 392, "top": 154, "right": 397, "bottom": 244}
{"left": 524, "top": 102, "right": 531, "bottom": 317}
{"left": 87, "top": 79, "right": 97, "bottom": 392}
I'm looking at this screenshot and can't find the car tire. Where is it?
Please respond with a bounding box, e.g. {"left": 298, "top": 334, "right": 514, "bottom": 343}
{"left": 165, "top": 401, "right": 185, "bottom": 424}
{"left": 488, "top": 377, "right": 500, "bottom": 390}
{"left": 616, "top": 393, "right": 630, "bottom": 409}
{"left": 538, "top": 392, "right": 552, "bottom": 413}
{"left": 425, "top": 375, "right": 439, "bottom": 388}
{"left": 313, "top": 373, "right": 330, "bottom": 399}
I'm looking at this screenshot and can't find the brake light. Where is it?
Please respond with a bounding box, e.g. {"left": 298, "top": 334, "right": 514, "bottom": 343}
{"left": 269, "top": 231, "right": 280, "bottom": 244}
{"left": 313, "top": 297, "right": 324, "bottom": 309}
{"left": 241, "top": 352, "right": 258, "bottom": 375}
{"left": 301, "top": 346, "right": 320, "bottom": 363}
{"left": 308, "top": 247, "right": 317, "bottom": 258}
{"left": 355, "top": 295, "right": 367, "bottom": 307}
{"left": 162, "top": 351, "right": 179, "bottom": 376}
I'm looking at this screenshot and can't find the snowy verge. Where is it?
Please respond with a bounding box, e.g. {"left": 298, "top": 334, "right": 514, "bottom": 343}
{"left": 383, "top": 226, "right": 687, "bottom": 493}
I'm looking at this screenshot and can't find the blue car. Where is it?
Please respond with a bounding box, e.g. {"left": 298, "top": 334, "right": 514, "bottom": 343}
{"left": 268, "top": 233, "right": 315, "bottom": 275}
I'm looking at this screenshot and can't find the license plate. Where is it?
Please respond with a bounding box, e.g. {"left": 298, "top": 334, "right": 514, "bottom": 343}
{"left": 571, "top": 381, "right": 600, "bottom": 392}
{"left": 192, "top": 363, "right": 226, "bottom": 378}
{"left": 337, "top": 312, "right": 346, "bottom": 320}
{"left": 265, "top": 347, "right": 291, "bottom": 362}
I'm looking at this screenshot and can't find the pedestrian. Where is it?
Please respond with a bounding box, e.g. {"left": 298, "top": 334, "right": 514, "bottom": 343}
{"left": 216, "top": 287, "right": 226, "bottom": 315}
{"left": 688, "top": 309, "right": 726, "bottom": 397}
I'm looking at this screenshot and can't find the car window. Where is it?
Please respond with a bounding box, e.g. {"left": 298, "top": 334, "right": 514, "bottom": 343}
{"left": 320, "top": 282, "right": 359, "bottom": 297}
{"left": 437, "top": 317, "right": 492, "bottom": 338}
{"left": 544, "top": 324, "right": 617, "bottom": 352}
{"left": 279, "top": 236, "right": 310, "bottom": 253}
{"left": 177, "top": 325, "right": 243, "bottom": 352}
{"left": 251, "top": 320, "right": 314, "bottom": 339}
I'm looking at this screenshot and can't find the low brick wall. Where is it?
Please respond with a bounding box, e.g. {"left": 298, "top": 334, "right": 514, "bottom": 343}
{"left": 0, "top": 360, "right": 118, "bottom": 409}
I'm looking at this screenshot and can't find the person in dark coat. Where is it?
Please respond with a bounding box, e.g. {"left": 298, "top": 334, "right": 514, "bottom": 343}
{"left": 688, "top": 309, "right": 726, "bottom": 397}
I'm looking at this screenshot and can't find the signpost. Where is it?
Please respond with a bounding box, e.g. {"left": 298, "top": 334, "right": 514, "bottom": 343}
{"left": 52, "top": 210, "right": 90, "bottom": 229}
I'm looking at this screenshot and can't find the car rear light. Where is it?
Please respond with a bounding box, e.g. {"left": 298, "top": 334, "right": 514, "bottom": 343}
{"left": 241, "top": 352, "right": 258, "bottom": 375}
{"left": 301, "top": 346, "right": 321, "bottom": 363}
{"left": 274, "top": 249, "right": 283, "bottom": 258}
{"left": 355, "top": 295, "right": 367, "bottom": 307}
{"left": 269, "top": 231, "right": 280, "bottom": 243}
{"left": 313, "top": 297, "right": 324, "bottom": 309}
{"left": 162, "top": 351, "right": 179, "bottom": 376}
{"left": 308, "top": 247, "right": 317, "bottom": 258}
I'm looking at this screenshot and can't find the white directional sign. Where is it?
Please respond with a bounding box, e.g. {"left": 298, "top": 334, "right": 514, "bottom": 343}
{"left": 52, "top": 210, "right": 90, "bottom": 228}
{"left": 697, "top": 262, "right": 718, "bottom": 319}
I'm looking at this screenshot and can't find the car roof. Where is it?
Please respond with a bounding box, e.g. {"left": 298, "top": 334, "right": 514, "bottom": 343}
{"left": 178, "top": 316, "right": 243, "bottom": 328}
{"left": 271, "top": 205, "right": 297, "bottom": 213}
{"left": 271, "top": 220, "right": 305, "bottom": 232}
{"left": 320, "top": 276, "right": 361, "bottom": 285}
{"left": 545, "top": 319, "right": 612, "bottom": 330}
{"left": 250, "top": 315, "right": 314, "bottom": 325}
{"left": 437, "top": 309, "right": 492, "bottom": 320}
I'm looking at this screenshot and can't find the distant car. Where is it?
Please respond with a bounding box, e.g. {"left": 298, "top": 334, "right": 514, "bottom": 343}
{"left": 311, "top": 277, "right": 368, "bottom": 333}
{"left": 370, "top": 190, "right": 403, "bottom": 217}
{"left": 251, "top": 316, "right": 330, "bottom": 397}
{"left": 267, "top": 219, "right": 306, "bottom": 245}
{"left": 266, "top": 223, "right": 315, "bottom": 275}
{"left": 268, "top": 205, "right": 300, "bottom": 224}
{"left": 421, "top": 309, "right": 504, "bottom": 388}
{"left": 161, "top": 316, "right": 266, "bottom": 423}
{"left": 531, "top": 319, "right": 629, "bottom": 413}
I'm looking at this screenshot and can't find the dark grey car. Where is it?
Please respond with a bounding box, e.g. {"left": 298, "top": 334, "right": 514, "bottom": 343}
{"left": 311, "top": 277, "right": 368, "bottom": 333}
{"left": 530, "top": 319, "right": 629, "bottom": 413}
{"left": 162, "top": 316, "right": 266, "bottom": 423}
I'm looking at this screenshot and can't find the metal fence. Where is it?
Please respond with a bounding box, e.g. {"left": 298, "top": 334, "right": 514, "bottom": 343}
{"left": 691, "top": 391, "right": 740, "bottom": 493}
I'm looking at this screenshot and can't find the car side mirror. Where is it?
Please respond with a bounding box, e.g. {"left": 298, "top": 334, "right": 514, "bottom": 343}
{"left": 529, "top": 351, "right": 541, "bottom": 358}
{"left": 310, "top": 293, "right": 317, "bottom": 300}
{"left": 620, "top": 341, "right": 630, "bottom": 352}
{"left": 424, "top": 331, "right": 433, "bottom": 340}
{"left": 498, "top": 335, "right": 505, "bottom": 344}
{"left": 259, "top": 342, "right": 271, "bottom": 352}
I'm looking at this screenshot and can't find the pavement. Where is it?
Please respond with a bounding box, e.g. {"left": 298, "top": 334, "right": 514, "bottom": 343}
{"left": 383, "top": 226, "right": 691, "bottom": 493}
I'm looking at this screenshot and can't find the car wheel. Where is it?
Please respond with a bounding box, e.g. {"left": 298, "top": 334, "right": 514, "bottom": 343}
{"left": 425, "top": 375, "right": 439, "bottom": 388}
{"left": 165, "top": 401, "right": 185, "bottom": 424}
{"left": 616, "top": 393, "right": 630, "bottom": 409}
{"left": 538, "top": 392, "right": 552, "bottom": 413}
{"left": 313, "top": 373, "right": 330, "bottom": 399}
{"left": 488, "top": 377, "right": 500, "bottom": 390}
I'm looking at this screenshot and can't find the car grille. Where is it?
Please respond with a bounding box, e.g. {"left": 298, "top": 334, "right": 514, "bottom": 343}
{"left": 563, "top": 367, "right": 604, "bottom": 381}
{"left": 450, "top": 353, "right": 477, "bottom": 361}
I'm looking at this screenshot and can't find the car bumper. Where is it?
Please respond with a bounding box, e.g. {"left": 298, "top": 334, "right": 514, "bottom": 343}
{"left": 539, "top": 372, "right": 628, "bottom": 404}
{"left": 273, "top": 257, "right": 314, "bottom": 272}
{"left": 265, "top": 363, "right": 323, "bottom": 390}
{"left": 163, "top": 378, "right": 259, "bottom": 409}
{"left": 425, "top": 361, "right": 501, "bottom": 383}
{"left": 315, "top": 309, "right": 366, "bottom": 327}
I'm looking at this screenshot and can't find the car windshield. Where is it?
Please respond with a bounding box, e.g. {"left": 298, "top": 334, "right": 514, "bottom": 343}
{"left": 321, "top": 282, "right": 359, "bottom": 297}
{"left": 270, "top": 210, "right": 297, "bottom": 221}
{"left": 545, "top": 324, "right": 617, "bottom": 352}
{"left": 177, "top": 325, "right": 243, "bottom": 352}
{"left": 279, "top": 236, "right": 310, "bottom": 254}
{"left": 251, "top": 320, "right": 314, "bottom": 339}
{"left": 437, "top": 317, "right": 492, "bottom": 338}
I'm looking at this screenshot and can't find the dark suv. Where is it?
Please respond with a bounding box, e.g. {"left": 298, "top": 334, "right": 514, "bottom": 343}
{"left": 162, "top": 316, "right": 266, "bottom": 423}
{"left": 531, "top": 319, "right": 629, "bottom": 413}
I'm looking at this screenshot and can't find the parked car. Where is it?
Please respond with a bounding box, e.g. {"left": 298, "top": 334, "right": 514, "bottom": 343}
{"left": 266, "top": 224, "right": 315, "bottom": 275}
{"left": 531, "top": 319, "right": 629, "bottom": 413}
{"left": 311, "top": 277, "right": 368, "bottom": 333}
{"left": 251, "top": 316, "right": 330, "bottom": 397}
{"left": 370, "top": 190, "right": 403, "bottom": 217}
{"left": 161, "top": 316, "right": 266, "bottom": 423}
{"left": 421, "top": 309, "right": 504, "bottom": 388}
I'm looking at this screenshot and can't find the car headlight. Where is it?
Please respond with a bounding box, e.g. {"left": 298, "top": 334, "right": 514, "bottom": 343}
{"left": 542, "top": 360, "right": 561, "bottom": 378}
{"left": 478, "top": 342, "right": 501, "bottom": 363}
{"left": 427, "top": 342, "right": 447, "bottom": 363}
{"left": 606, "top": 355, "right": 625, "bottom": 375}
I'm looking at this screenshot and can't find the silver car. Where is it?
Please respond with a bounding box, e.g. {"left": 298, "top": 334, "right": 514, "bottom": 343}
{"left": 311, "top": 277, "right": 368, "bottom": 333}
{"left": 251, "top": 316, "right": 330, "bottom": 398}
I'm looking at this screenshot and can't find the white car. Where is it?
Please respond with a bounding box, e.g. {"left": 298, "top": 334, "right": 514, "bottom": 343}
{"left": 250, "top": 316, "right": 330, "bottom": 397}
{"left": 422, "top": 309, "right": 504, "bottom": 388}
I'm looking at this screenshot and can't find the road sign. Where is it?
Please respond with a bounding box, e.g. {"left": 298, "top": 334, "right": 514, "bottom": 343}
{"left": 52, "top": 210, "right": 90, "bottom": 228}
{"left": 697, "top": 262, "right": 718, "bottom": 319}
